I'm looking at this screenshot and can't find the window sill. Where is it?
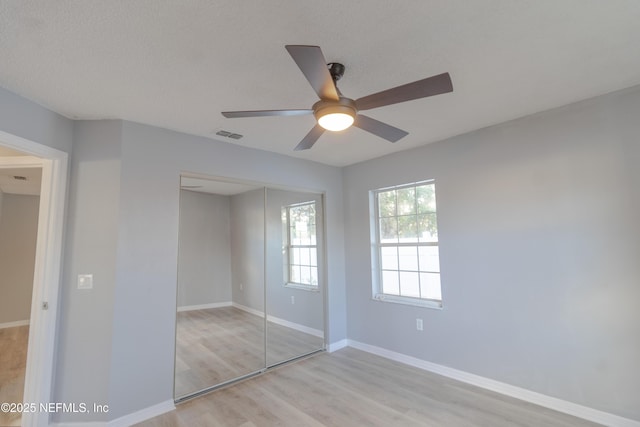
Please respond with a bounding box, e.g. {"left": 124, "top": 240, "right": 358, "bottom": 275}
{"left": 373, "top": 293, "right": 443, "bottom": 310}
{"left": 285, "top": 282, "right": 320, "bottom": 292}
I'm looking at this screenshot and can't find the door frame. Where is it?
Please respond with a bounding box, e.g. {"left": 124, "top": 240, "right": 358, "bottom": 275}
{"left": 0, "top": 130, "right": 68, "bottom": 427}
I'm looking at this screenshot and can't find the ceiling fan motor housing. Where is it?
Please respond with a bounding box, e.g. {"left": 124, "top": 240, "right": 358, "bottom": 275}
{"left": 327, "top": 62, "right": 345, "bottom": 82}
{"left": 312, "top": 97, "right": 357, "bottom": 120}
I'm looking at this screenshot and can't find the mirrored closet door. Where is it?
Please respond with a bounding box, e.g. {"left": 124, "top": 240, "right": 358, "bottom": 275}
{"left": 174, "top": 175, "right": 325, "bottom": 401}
{"left": 265, "top": 188, "right": 325, "bottom": 367}
{"left": 174, "top": 176, "right": 266, "bottom": 399}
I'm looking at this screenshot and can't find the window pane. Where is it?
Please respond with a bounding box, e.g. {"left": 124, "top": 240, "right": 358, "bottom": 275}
{"left": 310, "top": 267, "right": 318, "bottom": 287}
{"left": 399, "top": 271, "right": 420, "bottom": 298}
{"left": 416, "top": 184, "right": 436, "bottom": 213}
{"left": 373, "top": 182, "right": 441, "bottom": 303}
{"left": 418, "top": 246, "right": 440, "bottom": 272}
{"left": 398, "top": 246, "right": 418, "bottom": 271}
{"left": 418, "top": 213, "right": 438, "bottom": 242}
{"left": 420, "top": 273, "right": 441, "bottom": 300}
{"left": 382, "top": 270, "right": 400, "bottom": 295}
{"left": 396, "top": 187, "right": 416, "bottom": 215}
{"left": 295, "top": 220, "right": 310, "bottom": 245}
{"left": 291, "top": 247, "right": 301, "bottom": 265}
{"left": 378, "top": 190, "right": 396, "bottom": 217}
{"left": 290, "top": 265, "right": 300, "bottom": 283}
{"left": 310, "top": 248, "right": 317, "bottom": 267}
{"left": 380, "top": 246, "right": 398, "bottom": 270}
{"left": 379, "top": 217, "right": 398, "bottom": 243}
{"left": 298, "top": 248, "right": 309, "bottom": 266}
{"left": 398, "top": 215, "right": 418, "bottom": 242}
{"left": 301, "top": 266, "right": 311, "bottom": 285}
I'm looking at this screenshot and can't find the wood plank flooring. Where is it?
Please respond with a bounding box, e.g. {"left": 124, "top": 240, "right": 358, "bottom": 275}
{"left": 0, "top": 325, "right": 29, "bottom": 427}
{"left": 175, "top": 307, "right": 323, "bottom": 398}
{"left": 142, "top": 347, "right": 601, "bottom": 427}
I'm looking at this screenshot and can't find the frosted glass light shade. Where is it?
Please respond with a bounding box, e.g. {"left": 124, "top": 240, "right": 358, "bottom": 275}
{"left": 318, "top": 112, "right": 355, "bottom": 131}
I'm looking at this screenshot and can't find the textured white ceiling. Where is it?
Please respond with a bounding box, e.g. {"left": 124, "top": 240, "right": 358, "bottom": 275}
{"left": 1, "top": 1, "right": 639, "bottom": 166}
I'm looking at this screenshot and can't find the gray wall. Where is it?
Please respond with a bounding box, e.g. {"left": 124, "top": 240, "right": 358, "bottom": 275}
{"left": 265, "top": 189, "right": 324, "bottom": 330}
{"left": 343, "top": 87, "right": 640, "bottom": 421}
{"left": 0, "top": 193, "right": 39, "bottom": 324}
{"left": 0, "top": 86, "right": 73, "bottom": 153}
{"left": 54, "top": 120, "right": 122, "bottom": 423}
{"left": 0, "top": 87, "right": 347, "bottom": 422}
{"left": 177, "top": 190, "right": 232, "bottom": 308}
{"left": 105, "top": 121, "right": 346, "bottom": 420}
{"left": 230, "top": 188, "right": 265, "bottom": 312}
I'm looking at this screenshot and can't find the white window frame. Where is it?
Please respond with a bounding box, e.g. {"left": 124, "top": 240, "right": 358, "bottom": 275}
{"left": 283, "top": 201, "right": 319, "bottom": 292}
{"left": 370, "top": 180, "right": 443, "bottom": 309}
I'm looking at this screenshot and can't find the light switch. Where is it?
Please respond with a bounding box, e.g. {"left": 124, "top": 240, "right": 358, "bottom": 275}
{"left": 77, "top": 274, "right": 93, "bottom": 289}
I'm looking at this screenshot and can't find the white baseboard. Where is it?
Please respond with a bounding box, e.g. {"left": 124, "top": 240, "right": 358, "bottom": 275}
{"left": 107, "top": 399, "right": 175, "bottom": 427}
{"left": 267, "top": 315, "right": 323, "bottom": 338}
{"left": 177, "top": 301, "right": 231, "bottom": 312}
{"left": 52, "top": 422, "right": 105, "bottom": 427}
{"left": 232, "top": 302, "right": 263, "bottom": 317}
{"left": 231, "top": 303, "right": 323, "bottom": 337}
{"left": 346, "top": 340, "right": 640, "bottom": 427}
{"left": 51, "top": 400, "right": 175, "bottom": 427}
{"left": 0, "top": 319, "right": 30, "bottom": 329}
{"left": 326, "top": 339, "right": 348, "bottom": 353}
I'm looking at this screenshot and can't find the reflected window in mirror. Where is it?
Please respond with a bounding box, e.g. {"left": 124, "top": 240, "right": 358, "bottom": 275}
{"left": 282, "top": 201, "right": 318, "bottom": 290}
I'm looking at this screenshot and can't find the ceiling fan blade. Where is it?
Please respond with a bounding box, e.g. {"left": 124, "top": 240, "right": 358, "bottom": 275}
{"left": 353, "top": 114, "right": 408, "bottom": 143}
{"left": 285, "top": 45, "right": 339, "bottom": 102}
{"left": 222, "top": 109, "right": 312, "bottom": 118}
{"left": 294, "top": 124, "right": 325, "bottom": 151}
{"left": 355, "top": 72, "right": 453, "bottom": 111}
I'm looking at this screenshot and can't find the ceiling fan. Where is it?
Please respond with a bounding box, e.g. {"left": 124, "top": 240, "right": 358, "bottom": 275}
{"left": 222, "top": 45, "right": 453, "bottom": 151}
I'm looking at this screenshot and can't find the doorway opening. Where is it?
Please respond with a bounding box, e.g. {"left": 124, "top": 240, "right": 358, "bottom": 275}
{"left": 0, "top": 132, "right": 68, "bottom": 427}
{"left": 0, "top": 150, "right": 42, "bottom": 426}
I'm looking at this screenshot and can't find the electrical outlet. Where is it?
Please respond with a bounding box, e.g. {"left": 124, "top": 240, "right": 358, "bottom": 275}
{"left": 416, "top": 318, "right": 423, "bottom": 331}
{"left": 291, "top": 296, "right": 295, "bottom": 304}
{"left": 240, "top": 283, "right": 243, "bottom": 291}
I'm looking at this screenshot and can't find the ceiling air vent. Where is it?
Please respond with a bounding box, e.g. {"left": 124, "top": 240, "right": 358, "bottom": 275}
{"left": 13, "top": 175, "right": 27, "bottom": 181}
{"left": 216, "top": 130, "right": 243, "bottom": 140}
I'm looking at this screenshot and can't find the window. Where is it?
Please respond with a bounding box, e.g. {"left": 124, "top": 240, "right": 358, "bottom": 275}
{"left": 283, "top": 201, "right": 318, "bottom": 289}
{"left": 371, "top": 181, "right": 442, "bottom": 308}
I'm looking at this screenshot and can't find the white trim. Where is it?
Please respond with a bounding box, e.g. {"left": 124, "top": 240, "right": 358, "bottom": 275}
{"left": 346, "top": 340, "right": 640, "bottom": 427}
{"left": 0, "top": 130, "right": 69, "bottom": 427}
{"left": 107, "top": 399, "right": 175, "bottom": 427}
{"left": 176, "top": 301, "right": 232, "bottom": 312}
{"left": 326, "top": 339, "right": 348, "bottom": 353}
{"left": 268, "top": 314, "right": 323, "bottom": 338}
{"left": 231, "top": 302, "right": 263, "bottom": 317}
{"left": 0, "top": 319, "right": 30, "bottom": 329}
{"left": 52, "top": 423, "right": 105, "bottom": 427}
{"left": 232, "top": 303, "right": 323, "bottom": 337}
{"left": 50, "top": 400, "right": 175, "bottom": 427}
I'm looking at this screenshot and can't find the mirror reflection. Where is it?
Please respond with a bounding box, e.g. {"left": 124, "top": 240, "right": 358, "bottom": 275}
{"left": 174, "top": 177, "right": 265, "bottom": 399}
{"left": 174, "top": 175, "right": 326, "bottom": 400}
{"left": 266, "top": 189, "right": 325, "bottom": 366}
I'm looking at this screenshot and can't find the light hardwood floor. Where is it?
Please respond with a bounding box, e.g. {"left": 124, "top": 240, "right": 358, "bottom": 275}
{"left": 0, "top": 325, "right": 29, "bottom": 427}
{"left": 144, "top": 347, "right": 600, "bottom": 427}
{"left": 175, "top": 307, "right": 323, "bottom": 398}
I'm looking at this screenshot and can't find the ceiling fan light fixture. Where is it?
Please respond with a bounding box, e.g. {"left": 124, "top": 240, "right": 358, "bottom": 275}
{"left": 314, "top": 104, "right": 356, "bottom": 132}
